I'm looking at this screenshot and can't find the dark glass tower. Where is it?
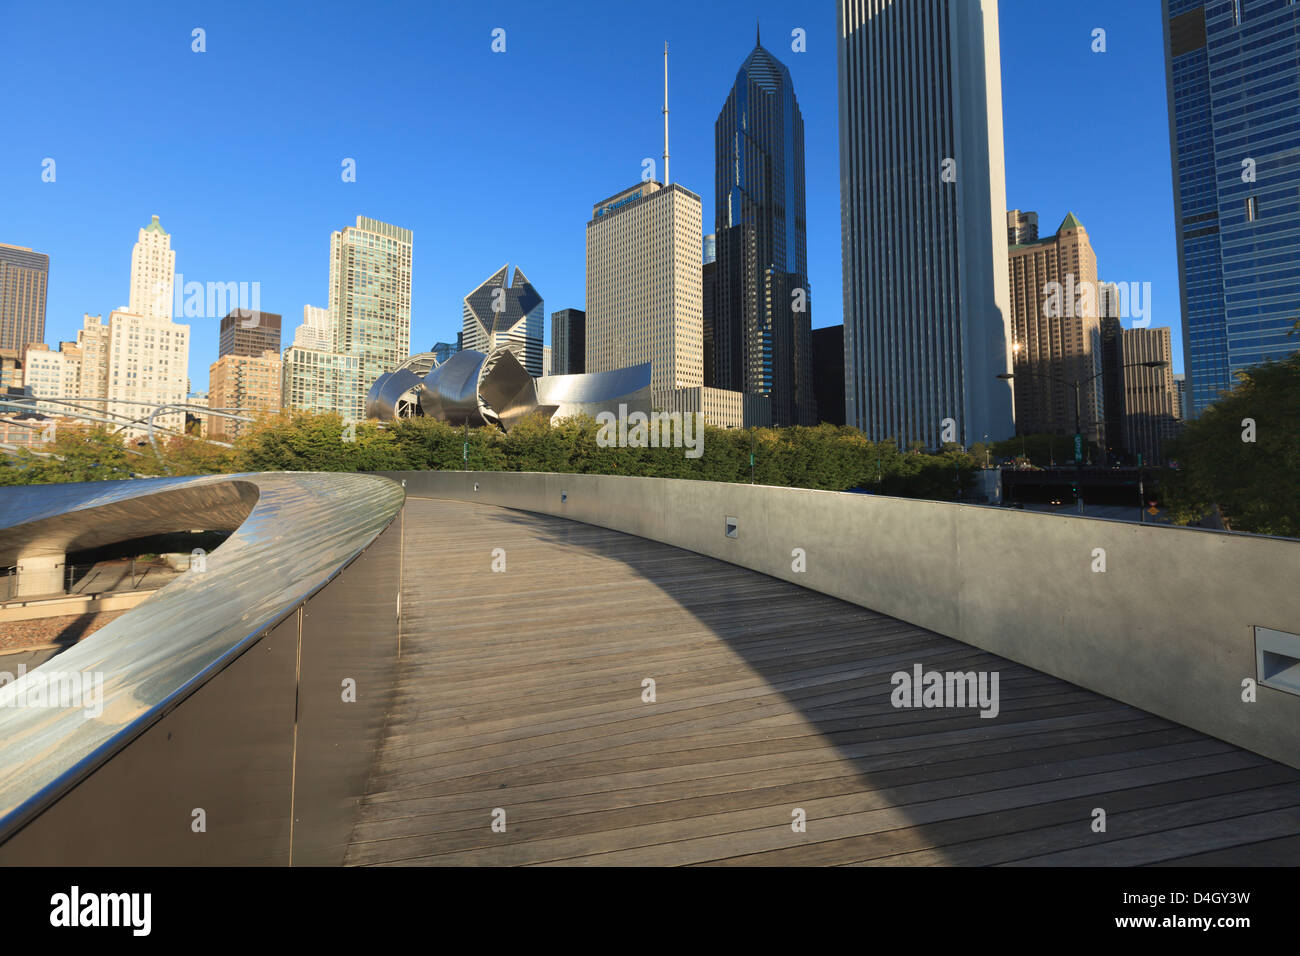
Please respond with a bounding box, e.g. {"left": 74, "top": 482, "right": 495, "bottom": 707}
{"left": 551, "top": 308, "right": 586, "bottom": 375}
{"left": 1163, "top": 0, "right": 1300, "bottom": 418}
{"left": 709, "top": 27, "right": 815, "bottom": 426}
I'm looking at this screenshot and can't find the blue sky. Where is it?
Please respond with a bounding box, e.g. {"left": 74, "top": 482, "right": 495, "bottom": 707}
{"left": 2, "top": 0, "right": 1182, "bottom": 389}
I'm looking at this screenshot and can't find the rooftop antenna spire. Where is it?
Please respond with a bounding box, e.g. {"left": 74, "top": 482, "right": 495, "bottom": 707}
{"left": 756, "top": 19, "right": 761, "bottom": 45}
{"left": 662, "top": 41, "right": 670, "bottom": 186}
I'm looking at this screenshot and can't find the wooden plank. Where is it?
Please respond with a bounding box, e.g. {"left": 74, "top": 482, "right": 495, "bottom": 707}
{"left": 342, "top": 498, "right": 1300, "bottom": 867}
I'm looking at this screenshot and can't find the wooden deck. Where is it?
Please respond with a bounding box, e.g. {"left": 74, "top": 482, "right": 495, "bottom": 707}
{"left": 344, "top": 497, "right": 1300, "bottom": 866}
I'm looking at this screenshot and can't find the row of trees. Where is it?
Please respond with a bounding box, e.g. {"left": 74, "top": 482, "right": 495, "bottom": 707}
{"left": 3, "top": 341, "right": 1295, "bottom": 536}
{"left": 0, "top": 414, "right": 990, "bottom": 500}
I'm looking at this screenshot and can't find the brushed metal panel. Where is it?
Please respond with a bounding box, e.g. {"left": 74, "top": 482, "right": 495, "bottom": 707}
{"left": 0, "top": 473, "right": 405, "bottom": 856}
{"left": 0, "top": 614, "right": 299, "bottom": 865}
{"left": 291, "top": 518, "right": 402, "bottom": 866}
{"left": 418, "top": 349, "right": 489, "bottom": 426}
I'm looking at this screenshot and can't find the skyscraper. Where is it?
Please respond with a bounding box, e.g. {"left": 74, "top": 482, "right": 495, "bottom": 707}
{"left": 711, "top": 29, "right": 816, "bottom": 426}
{"left": 1007, "top": 212, "right": 1104, "bottom": 447}
{"left": 330, "top": 216, "right": 412, "bottom": 407}
{"left": 837, "top": 0, "right": 1014, "bottom": 447}
{"left": 1120, "top": 326, "right": 1178, "bottom": 465}
{"left": 1163, "top": 0, "right": 1300, "bottom": 417}
{"left": 0, "top": 243, "right": 49, "bottom": 354}
{"left": 551, "top": 308, "right": 586, "bottom": 375}
{"left": 1099, "top": 284, "right": 1126, "bottom": 461}
{"left": 462, "top": 265, "right": 544, "bottom": 377}
{"left": 108, "top": 218, "right": 189, "bottom": 436}
{"left": 585, "top": 180, "right": 703, "bottom": 392}
{"left": 219, "top": 310, "right": 282, "bottom": 358}
{"left": 127, "top": 215, "right": 175, "bottom": 321}
{"left": 811, "top": 325, "right": 846, "bottom": 426}
{"left": 76, "top": 314, "right": 110, "bottom": 411}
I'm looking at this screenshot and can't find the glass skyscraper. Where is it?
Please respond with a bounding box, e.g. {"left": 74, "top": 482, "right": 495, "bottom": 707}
{"left": 709, "top": 28, "right": 816, "bottom": 426}
{"left": 1163, "top": 0, "right": 1300, "bottom": 418}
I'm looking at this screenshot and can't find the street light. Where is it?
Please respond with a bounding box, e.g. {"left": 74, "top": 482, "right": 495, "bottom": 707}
{"left": 997, "top": 359, "right": 1168, "bottom": 514}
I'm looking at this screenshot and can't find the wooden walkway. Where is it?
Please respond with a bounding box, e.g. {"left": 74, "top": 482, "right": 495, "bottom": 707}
{"left": 344, "top": 497, "right": 1300, "bottom": 866}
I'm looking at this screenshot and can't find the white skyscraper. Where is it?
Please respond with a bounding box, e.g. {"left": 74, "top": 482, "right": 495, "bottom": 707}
{"left": 128, "top": 215, "right": 176, "bottom": 321}
{"left": 108, "top": 216, "right": 190, "bottom": 436}
{"left": 837, "top": 0, "right": 1014, "bottom": 446}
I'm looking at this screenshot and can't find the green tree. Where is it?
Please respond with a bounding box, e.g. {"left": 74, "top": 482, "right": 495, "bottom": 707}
{"left": 1162, "top": 344, "right": 1299, "bottom": 536}
{"left": 0, "top": 427, "right": 136, "bottom": 485}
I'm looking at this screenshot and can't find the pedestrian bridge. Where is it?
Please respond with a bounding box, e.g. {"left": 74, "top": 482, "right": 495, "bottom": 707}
{"left": 1, "top": 472, "right": 1297, "bottom": 865}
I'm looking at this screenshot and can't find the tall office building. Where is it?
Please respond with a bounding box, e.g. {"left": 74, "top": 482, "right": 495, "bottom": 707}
{"left": 811, "top": 325, "right": 846, "bottom": 426}
{"left": 586, "top": 180, "right": 703, "bottom": 392}
{"left": 219, "top": 310, "right": 282, "bottom": 358}
{"left": 1173, "top": 373, "right": 1187, "bottom": 420}
{"left": 1007, "top": 212, "right": 1104, "bottom": 446}
{"left": 1007, "top": 209, "right": 1039, "bottom": 246}
{"left": 127, "top": 216, "right": 176, "bottom": 321}
{"left": 329, "top": 216, "right": 413, "bottom": 405}
{"left": 0, "top": 243, "right": 49, "bottom": 354}
{"left": 76, "top": 314, "right": 110, "bottom": 409}
{"left": 837, "top": 0, "right": 1014, "bottom": 447}
{"left": 1099, "top": 284, "right": 1126, "bottom": 460}
{"left": 294, "top": 304, "right": 332, "bottom": 351}
{"left": 711, "top": 31, "right": 816, "bottom": 426}
{"left": 208, "top": 350, "right": 281, "bottom": 439}
{"left": 1120, "top": 326, "right": 1178, "bottom": 465}
{"left": 462, "top": 265, "right": 544, "bottom": 376}
{"left": 551, "top": 308, "right": 586, "bottom": 376}
{"left": 106, "top": 309, "right": 190, "bottom": 436}
{"left": 1163, "top": 0, "right": 1300, "bottom": 417}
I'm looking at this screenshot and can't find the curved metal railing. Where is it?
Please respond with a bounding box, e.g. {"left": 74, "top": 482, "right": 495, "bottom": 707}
{"left": 0, "top": 472, "right": 404, "bottom": 859}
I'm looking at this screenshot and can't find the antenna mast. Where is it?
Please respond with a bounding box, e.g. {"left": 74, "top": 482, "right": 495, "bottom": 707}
{"left": 662, "top": 42, "right": 670, "bottom": 186}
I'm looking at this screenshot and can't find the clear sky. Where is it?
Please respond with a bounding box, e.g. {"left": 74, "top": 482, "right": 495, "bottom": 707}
{"left": 2, "top": 0, "right": 1182, "bottom": 391}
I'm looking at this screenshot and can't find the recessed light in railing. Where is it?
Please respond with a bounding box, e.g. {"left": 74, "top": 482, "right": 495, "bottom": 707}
{"left": 725, "top": 516, "right": 738, "bottom": 539}
{"left": 1256, "top": 626, "right": 1300, "bottom": 696}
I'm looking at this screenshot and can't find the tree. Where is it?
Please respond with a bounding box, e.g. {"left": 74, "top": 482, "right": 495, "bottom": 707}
{"left": 1162, "top": 341, "right": 1299, "bottom": 537}
{"left": 0, "top": 427, "right": 136, "bottom": 485}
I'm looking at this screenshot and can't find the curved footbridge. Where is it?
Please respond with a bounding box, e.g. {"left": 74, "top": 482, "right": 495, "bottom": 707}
{"left": 1, "top": 471, "right": 1298, "bottom": 865}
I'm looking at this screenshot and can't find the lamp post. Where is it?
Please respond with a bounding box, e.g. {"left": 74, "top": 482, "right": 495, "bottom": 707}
{"left": 998, "top": 358, "right": 1167, "bottom": 516}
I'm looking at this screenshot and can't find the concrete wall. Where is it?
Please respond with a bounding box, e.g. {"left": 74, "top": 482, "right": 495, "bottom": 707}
{"left": 386, "top": 470, "right": 1300, "bottom": 770}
